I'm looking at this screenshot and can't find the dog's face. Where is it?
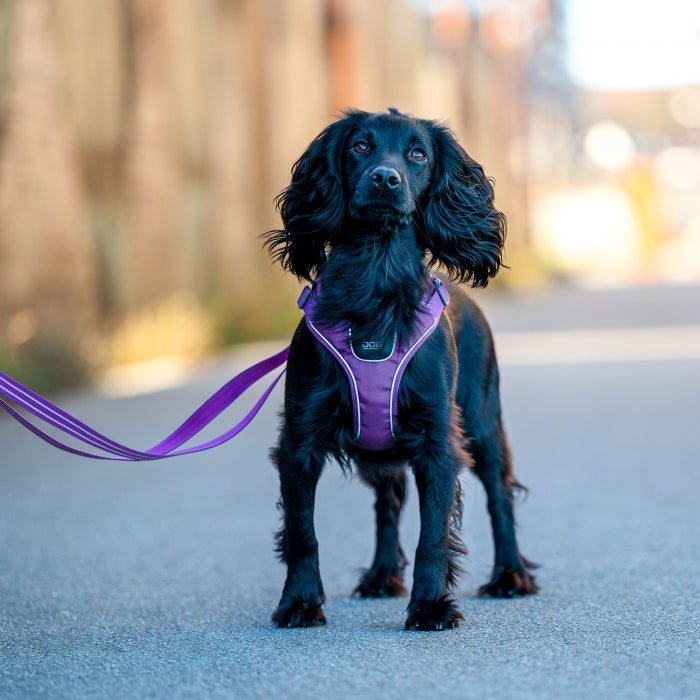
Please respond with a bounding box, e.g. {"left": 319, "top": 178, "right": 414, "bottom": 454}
{"left": 343, "top": 113, "right": 435, "bottom": 228}
{"left": 265, "top": 108, "right": 506, "bottom": 287}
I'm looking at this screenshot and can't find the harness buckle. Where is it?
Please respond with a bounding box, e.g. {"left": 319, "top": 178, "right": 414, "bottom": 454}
{"left": 434, "top": 278, "right": 449, "bottom": 307}
{"left": 297, "top": 285, "right": 312, "bottom": 310}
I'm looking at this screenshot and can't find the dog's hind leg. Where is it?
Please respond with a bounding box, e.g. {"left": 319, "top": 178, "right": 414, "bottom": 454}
{"left": 355, "top": 466, "right": 409, "bottom": 598}
{"left": 271, "top": 444, "right": 327, "bottom": 628}
{"left": 452, "top": 298, "right": 539, "bottom": 598}
{"left": 471, "top": 427, "right": 539, "bottom": 597}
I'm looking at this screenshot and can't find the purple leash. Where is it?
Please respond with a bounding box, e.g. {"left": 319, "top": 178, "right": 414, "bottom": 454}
{"left": 0, "top": 346, "right": 289, "bottom": 461}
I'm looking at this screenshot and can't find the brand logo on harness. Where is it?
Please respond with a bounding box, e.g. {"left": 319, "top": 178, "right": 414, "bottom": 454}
{"left": 352, "top": 335, "right": 392, "bottom": 361}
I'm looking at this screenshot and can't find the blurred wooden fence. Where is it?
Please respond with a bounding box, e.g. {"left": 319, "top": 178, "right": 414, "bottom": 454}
{"left": 0, "top": 0, "right": 538, "bottom": 372}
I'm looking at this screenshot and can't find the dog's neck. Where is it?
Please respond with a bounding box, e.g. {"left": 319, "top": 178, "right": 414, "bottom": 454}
{"left": 315, "top": 223, "right": 431, "bottom": 345}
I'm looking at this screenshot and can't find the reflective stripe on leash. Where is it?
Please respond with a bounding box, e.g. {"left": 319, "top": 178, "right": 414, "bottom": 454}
{"left": 0, "top": 346, "right": 289, "bottom": 461}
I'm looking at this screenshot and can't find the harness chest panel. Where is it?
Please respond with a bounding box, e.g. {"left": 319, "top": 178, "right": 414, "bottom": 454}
{"left": 298, "top": 278, "right": 449, "bottom": 451}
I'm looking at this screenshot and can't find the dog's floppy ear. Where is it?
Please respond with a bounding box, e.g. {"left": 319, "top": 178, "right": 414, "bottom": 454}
{"left": 419, "top": 123, "right": 507, "bottom": 287}
{"left": 264, "top": 111, "right": 367, "bottom": 281}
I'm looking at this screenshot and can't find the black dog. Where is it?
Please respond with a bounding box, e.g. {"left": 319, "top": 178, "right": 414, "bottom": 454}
{"left": 264, "top": 108, "right": 537, "bottom": 631}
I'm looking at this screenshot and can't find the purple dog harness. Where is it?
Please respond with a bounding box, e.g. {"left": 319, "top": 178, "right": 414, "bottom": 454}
{"left": 297, "top": 277, "right": 450, "bottom": 451}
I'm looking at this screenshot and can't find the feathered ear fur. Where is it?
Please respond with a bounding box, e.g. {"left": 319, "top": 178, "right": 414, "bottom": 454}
{"left": 264, "top": 110, "right": 370, "bottom": 281}
{"left": 419, "top": 123, "right": 507, "bottom": 287}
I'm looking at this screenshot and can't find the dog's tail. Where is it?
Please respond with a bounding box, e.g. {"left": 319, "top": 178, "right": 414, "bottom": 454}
{"left": 447, "top": 476, "right": 468, "bottom": 588}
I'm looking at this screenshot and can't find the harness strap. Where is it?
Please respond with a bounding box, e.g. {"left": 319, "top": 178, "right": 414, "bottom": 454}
{"left": 0, "top": 346, "right": 288, "bottom": 461}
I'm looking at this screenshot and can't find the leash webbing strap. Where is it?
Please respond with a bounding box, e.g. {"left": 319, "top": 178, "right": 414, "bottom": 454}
{"left": 0, "top": 346, "right": 289, "bottom": 461}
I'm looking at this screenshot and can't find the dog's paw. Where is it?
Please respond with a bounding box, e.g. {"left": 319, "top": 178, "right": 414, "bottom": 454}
{"left": 271, "top": 596, "right": 326, "bottom": 628}
{"left": 405, "top": 594, "right": 463, "bottom": 631}
{"left": 355, "top": 568, "right": 408, "bottom": 598}
{"left": 477, "top": 565, "right": 539, "bottom": 598}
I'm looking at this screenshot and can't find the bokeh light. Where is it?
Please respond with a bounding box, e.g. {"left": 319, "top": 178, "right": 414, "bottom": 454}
{"left": 583, "top": 121, "right": 637, "bottom": 172}
{"left": 669, "top": 86, "right": 700, "bottom": 128}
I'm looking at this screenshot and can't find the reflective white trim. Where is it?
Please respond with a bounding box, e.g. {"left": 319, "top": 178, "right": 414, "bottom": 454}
{"left": 307, "top": 319, "right": 362, "bottom": 441}
{"left": 388, "top": 313, "right": 442, "bottom": 438}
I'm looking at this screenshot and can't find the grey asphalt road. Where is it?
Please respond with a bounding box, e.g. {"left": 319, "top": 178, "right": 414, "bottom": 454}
{"left": 1, "top": 283, "right": 699, "bottom": 699}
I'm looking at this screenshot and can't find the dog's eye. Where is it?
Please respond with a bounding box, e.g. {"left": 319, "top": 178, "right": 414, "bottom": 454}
{"left": 352, "top": 141, "right": 370, "bottom": 154}
{"left": 410, "top": 148, "right": 426, "bottom": 162}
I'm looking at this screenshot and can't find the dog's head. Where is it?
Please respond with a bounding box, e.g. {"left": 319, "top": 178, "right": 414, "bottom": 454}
{"left": 343, "top": 109, "right": 435, "bottom": 228}
{"left": 265, "top": 108, "right": 506, "bottom": 286}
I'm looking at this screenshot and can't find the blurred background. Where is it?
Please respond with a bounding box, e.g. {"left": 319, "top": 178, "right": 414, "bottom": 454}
{"left": 1, "top": 0, "right": 699, "bottom": 391}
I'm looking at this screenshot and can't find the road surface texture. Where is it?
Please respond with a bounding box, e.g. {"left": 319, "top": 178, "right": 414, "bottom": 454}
{"left": 1, "top": 283, "right": 699, "bottom": 699}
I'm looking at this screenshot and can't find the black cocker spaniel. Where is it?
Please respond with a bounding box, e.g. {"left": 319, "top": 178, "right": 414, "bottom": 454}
{"left": 264, "top": 108, "right": 538, "bottom": 631}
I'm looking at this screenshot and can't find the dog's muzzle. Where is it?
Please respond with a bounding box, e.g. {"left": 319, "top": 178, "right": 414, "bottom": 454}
{"left": 350, "top": 167, "right": 412, "bottom": 223}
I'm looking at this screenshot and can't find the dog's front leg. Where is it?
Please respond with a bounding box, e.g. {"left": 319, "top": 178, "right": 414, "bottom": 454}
{"left": 271, "top": 445, "right": 326, "bottom": 628}
{"left": 406, "top": 451, "right": 464, "bottom": 631}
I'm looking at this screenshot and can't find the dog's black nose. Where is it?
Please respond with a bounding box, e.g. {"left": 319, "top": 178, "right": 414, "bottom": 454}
{"left": 370, "top": 166, "right": 401, "bottom": 189}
